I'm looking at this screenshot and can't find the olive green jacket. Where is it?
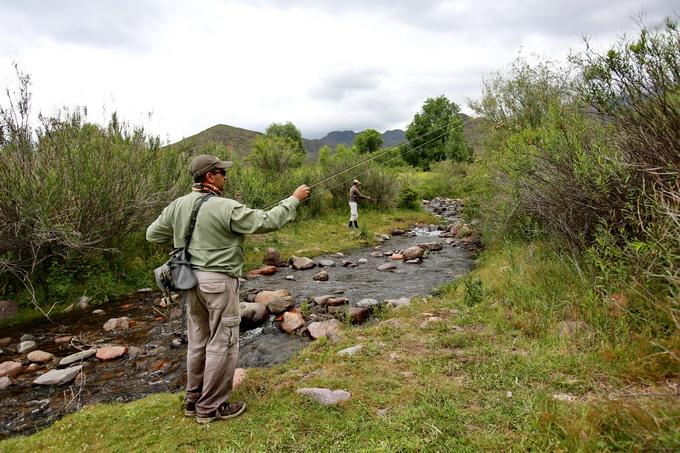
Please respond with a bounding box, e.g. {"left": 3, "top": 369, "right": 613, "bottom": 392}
{"left": 146, "top": 191, "right": 299, "bottom": 277}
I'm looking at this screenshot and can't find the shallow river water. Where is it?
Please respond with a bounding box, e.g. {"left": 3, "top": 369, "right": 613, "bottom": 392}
{"left": 0, "top": 199, "right": 476, "bottom": 439}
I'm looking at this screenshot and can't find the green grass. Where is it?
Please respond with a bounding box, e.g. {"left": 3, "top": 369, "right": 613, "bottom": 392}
{"left": 2, "top": 235, "right": 677, "bottom": 452}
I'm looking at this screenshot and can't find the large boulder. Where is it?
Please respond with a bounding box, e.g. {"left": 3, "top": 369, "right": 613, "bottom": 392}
{"left": 254, "top": 289, "right": 290, "bottom": 305}
{"left": 239, "top": 302, "right": 269, "bottom": 325}
{"left": 280, "top": 309, "right": 305, "bottom": 334}
{"left": 307, "top": 320, "right": 341, "bottom": 340}
{"left": 267, "top": 296, "right": 295, "bottom": 315}
{"left": 402, "top": 246, "right": 424, "bottom": 260}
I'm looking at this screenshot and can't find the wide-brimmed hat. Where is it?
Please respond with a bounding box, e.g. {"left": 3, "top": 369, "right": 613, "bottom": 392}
{"left": 189, "top": 154, "right": 233, "bottom": 178}
{"left": 353, "top": 179, "right": 361, "bottom": 185}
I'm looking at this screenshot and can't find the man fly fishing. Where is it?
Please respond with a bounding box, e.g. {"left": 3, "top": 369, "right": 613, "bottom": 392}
{"left": 146, "top": 154, "right": 310, "bottom": 424}
{"left": 348, "top": 179, "right": 371, "bottom": 229}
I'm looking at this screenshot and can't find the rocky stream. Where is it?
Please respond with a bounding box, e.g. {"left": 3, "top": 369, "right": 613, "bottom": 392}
{"left": 0, "top": 198, "right": 478, "bottom": 439}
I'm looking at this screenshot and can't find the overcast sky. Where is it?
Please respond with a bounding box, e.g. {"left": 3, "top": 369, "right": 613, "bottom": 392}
{"left": 0, "top": 1, "right": 676, "bottom": 143}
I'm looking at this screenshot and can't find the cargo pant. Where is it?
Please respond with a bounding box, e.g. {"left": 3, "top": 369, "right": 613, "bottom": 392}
{"left": 185, "top": 270, "right": 241, "bottom": 417}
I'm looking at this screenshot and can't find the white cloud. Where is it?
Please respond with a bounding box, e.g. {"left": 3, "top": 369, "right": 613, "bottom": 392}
{"left": 0, "top": 0, "right": 676, "bottom": 141}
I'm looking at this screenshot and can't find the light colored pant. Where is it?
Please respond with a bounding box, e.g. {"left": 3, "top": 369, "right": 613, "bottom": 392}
{"left": 185, "top": 270, "right": 241, "bottom": 417}
{"left": 349, "top": 201, "right": 359, "bottom": 222}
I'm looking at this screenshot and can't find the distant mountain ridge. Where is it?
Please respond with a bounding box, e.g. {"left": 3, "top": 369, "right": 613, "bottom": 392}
{"left": 174, "top": 125, "right": 407, "bottom": 158}
{"left": 172, "top": 116, "right": 486, "bottom": 158}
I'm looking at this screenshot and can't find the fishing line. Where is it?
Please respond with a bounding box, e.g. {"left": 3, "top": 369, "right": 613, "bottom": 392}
{"left": 261, "top": 117, "right": 471, "bottom": 210}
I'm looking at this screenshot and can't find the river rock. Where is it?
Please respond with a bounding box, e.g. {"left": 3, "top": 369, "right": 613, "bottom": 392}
{"left": 307, "top": 320, "right": 341, "bottom": 340}
{"left": 0, "top": 300, "right": 18, "bottom": 321}
{"left": 386, "top": 297, "right": 411, "bottom": 309}
{"left": 297, "top": 388, "right": 351, "bottom": 405}
{"left": 342, "top": 261, "right": 357, "bottom": 267}
{"left": 254, "top": 289, "right": 290, "bottom": 304}
{"left": 248, "top": 265, "right": 278, "bottom": 276}
{"left": 313, "top": 295, "right": 334, "bottom": 306}
{"left": 263, "top": 248, "right": 283, "bottom": 266}
{"left": 17, "top": 340, "right": 38, "bottom": 354}
{"left": 59, "top": 349, "right": 98, "bottom": 366}
{"left": 313, "top": 270, "right": 329, "bottom": 281}
{"left": 292, "top": 257, "right": 315, "bottom": 270}
{"left": 0, "top": 361, "right": 22, "bottom": 378}
{"left": 347, "top": 307, "right": 370, "bottom": 325}
{"left": 391, "top": 229, "right": 406, "bottom": 235}
{"left": 267, "top": 296, "right": 295, "bottom": 315}
{"left": 103, "top": 317, "right": 132, "bottom": 332}
{"left": 0, "top": 375, "right": 17, "bottom": 389}
{"left": 239, "top": 302, "right": 269, "bottom": 325}
{"left": 369, "top": 252, "right": 383, "bottom": 258}
{"left": 93, "top": 309, "right": 106, "bottom": 315}
{"left": 402, "top": 246, "right": 424, "bottom": 260}
{"left": 377, "top": 263, "right": 397, "bottom": 272}
{"left": 233, "top": 368, "right": 246, "bottom": 388}
{"left": 390, "top": 254, "right": 404, "bottom": 260}
{"left": 27, "top": 350, "right": 55, "bottom": 364}
{"left": 54, "top": 336, "right": 73, "bottom": 345}
{"left": 356, "top": 299, "right": 381, "bottom": 310}
{"left": 338, "top": 345, "right": 363, "bottom": 356}
{"left": 33, "top": 365, "right": 82, "bottom": 386}
{"left": 318, "top": 260, "right": 336, "bottom": 267}
{"left": 0, "top": 337, "right": 12, "bottom": 347}
{"left": 20, "top": 334, "right": 36, "bottom": 342}
{"left": 281, "top": 309, "right": 305, "bottom": 334}
{"left": 357, "top": 258, "right": 368, "bottom": 264}
{"left": 418, "top": 242, "right": 443, "bottom": 251}
{"left": 96, "top": 346, "right": 128, "bottom": 361}
{"left": 326, "top": 297, "right": 348, "bottom": 307}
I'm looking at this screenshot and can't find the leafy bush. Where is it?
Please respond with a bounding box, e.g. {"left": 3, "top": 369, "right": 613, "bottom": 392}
{"left": 0, "top": 67, "right": 187, "bottom": 306}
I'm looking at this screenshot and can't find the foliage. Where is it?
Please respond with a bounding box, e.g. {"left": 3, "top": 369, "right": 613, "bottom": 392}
{"left": 0, "top": 66, "right": 187, "bottom": 307}
{"left": 396, "top": 179, "right": 420, "bottom": 210}
{"left": 317, "top": 145, "right": 331, "bottom": 165}
{"left": 404, "top": 95, "right": 472, "bottom": 170}
{"left": 353, "top": 128, "right": 383, "bottom": 154}
{"left": 412, "top": 160, "right": 471, "bottom": 200}
{"left": 246, "top": 135, "right": 304, "bottom": 173}
{"left": 265, "top": 121, "right": 306, "bottom": 157}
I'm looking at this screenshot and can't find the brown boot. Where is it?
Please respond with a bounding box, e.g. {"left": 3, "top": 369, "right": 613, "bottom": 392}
{"left": 196, "top": 401, "right": 246, "bottom": 424}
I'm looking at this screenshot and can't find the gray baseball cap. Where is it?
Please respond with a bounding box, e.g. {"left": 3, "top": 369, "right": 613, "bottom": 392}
{"left": 189, "top": 154, "right": 233, "bottom": 178}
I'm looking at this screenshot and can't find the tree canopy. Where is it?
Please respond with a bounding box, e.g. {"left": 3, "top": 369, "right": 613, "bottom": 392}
{"left": 404, "top": 95, "right": 471, "bottom": 169}
{"left": 354, "top": 129, "right": 383, "bottom": 154}
{"left": 265, "top": 121, "right": 306, "bottom": 158}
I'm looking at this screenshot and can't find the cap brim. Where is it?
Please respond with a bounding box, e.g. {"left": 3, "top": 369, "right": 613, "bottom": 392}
{"left": 216, "top": 161, "right": 233, "bottom": 169}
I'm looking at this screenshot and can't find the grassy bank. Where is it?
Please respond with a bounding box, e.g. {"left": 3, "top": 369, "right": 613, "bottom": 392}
{"left": 2, "top": 233, "right": 677, "bottom": 452}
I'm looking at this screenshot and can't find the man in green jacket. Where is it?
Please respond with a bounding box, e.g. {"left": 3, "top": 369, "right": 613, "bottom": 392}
{"left": 146, "top": 154, "right": 310, "bottom": 424}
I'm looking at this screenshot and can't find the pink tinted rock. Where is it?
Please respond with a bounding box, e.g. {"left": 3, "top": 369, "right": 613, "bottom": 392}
{"left": 27, "top": 350, "right": 55, "bottom": 364}
{"left": 96, "top": 346, "right": 128, "bottom": 361}
{"left": 0, "top": 361, "right": 22, "bottom": 378}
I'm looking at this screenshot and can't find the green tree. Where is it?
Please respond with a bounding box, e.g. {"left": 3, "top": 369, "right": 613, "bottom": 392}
{"left": 354, "top": 129, "right": 383, "bottom": 154}
{"left": 247, "top": 135, "right": 303, "bottom": 173}
{"left": 265, "top": 121, "right": 306, "bottom": 158}
{"left": 404, "top": 95, "right": 470, "bottom": 169}
{"left": 317, "top": 145, "right": 331, "bottom": 166}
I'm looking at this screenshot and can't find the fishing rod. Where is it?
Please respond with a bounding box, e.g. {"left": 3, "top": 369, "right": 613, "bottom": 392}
{"left": 260, "top": 117, "right": 469, "bottom": 210}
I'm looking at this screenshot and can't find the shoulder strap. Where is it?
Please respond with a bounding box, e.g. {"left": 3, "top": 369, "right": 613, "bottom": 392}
{"left": 184, "top": 193, "right": 215, "bottom": 252}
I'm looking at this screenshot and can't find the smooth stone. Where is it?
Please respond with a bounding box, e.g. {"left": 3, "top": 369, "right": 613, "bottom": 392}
{"left": 59, "top": 349, "right": 98, "bottom": 367}
{"left": 33, "top": 366, "right": 83, "bottom": 386}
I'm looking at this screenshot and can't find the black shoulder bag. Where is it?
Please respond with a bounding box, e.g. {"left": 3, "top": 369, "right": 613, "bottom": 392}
{"left": 153, "top": 193, "right": 214, "bottom": 293}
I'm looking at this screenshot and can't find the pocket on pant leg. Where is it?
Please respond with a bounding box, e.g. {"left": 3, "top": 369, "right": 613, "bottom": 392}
{"left": 220, "top": 315, "right": 241, "bottom": 348}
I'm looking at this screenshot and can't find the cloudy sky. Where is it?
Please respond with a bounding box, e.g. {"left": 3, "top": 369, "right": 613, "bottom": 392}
{"left": 0, "top": 0, "right": 676, "bottom": 143}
